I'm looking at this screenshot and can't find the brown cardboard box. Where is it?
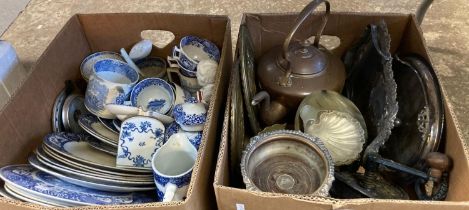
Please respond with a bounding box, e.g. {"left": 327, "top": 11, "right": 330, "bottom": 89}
{"left": 0, "top": 13, "right": 232, "bottom": 209}
{"left": 214, "top": 12, "right": 469, "bottom": 210}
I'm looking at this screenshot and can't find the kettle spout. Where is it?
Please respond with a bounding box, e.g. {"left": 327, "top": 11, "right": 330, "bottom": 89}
{"left": 252, "top": 91, "right": 288, "bottom": 126}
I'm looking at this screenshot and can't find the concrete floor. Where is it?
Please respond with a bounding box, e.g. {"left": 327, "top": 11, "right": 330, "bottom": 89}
{"left": 0, "top": 0, "right": 30, "bottom": 35}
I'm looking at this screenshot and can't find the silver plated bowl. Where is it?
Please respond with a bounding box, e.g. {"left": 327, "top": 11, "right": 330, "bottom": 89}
{"left": 241, "top": 130, "right": 334, "bottom": 196}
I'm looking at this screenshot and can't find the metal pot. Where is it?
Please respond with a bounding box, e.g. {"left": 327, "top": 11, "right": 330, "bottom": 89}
{"left": 253, "top": 0, "right": 345, "bottom": 125}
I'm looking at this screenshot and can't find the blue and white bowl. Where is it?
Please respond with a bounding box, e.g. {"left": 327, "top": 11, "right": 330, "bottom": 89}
{"left": 172, "top": 35, "right": 220, "bottom": 72}
{"left": 130, "top": 78, "right": 175, "bottom": 115}
{"left": 117, "top": 116, "right": 165, "bottom": 169}
{"left": 165, "top": 122, "right": 203, "bottom": 150}
{"left": 84, "top": 59, "right": 139, "bottom": 119}
{"left": 135, "top": 57, "right": 167, "bottom": 79}
{"left": 80, "top": 51, "right": 124, "bottom": 81}
{"left": 173, "top": 97, "right": 207, "bottom": 132}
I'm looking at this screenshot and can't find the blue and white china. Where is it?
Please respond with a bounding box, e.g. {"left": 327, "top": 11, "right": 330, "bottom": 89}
{"left": 170, "top": 35, "right": 220, "bottom": 71}
{"left": 167, "top": 55, "right": 197, "bottom": 78}
{"left": 98, "top": 117, "right": 119, "bottom": 134}
{"left": 28, "top": 155, "right": 155, "bottom": 192}
{"left": 78, "top": 114, "right": 119, "bottom": 146}
{"left": 84, "top": 135, "right": 117, "bottom": 155}
{"left": 135, "top": 57, "right": 167, "bottom": 79}
{"left": 152, "top": 133, "right": 197, "bottom": 202}
{"left": 80, "top": 51, "right": 124, "bottom": 81}
{"left": 167, "top": 67, "right": 201, "bottom": 93}
{"left": 84, "top": 59, "right": 139, "bottom": 119}
{"left": 130, "top": 78, "right": 175, "bottom": 114}
{"left": 105, "top": 104, "right": 174, "bottom": 124}
{"left": 43, "top": 132, "right": 117, "bottom": 169}
{"left": 129, "top": 39, "right": 153, "bottom": 61}
{"left": 165, "top": 122, "right": 202, "bottom": 150}
{"left": 52, "top": 88, "right": 67, "bottom": 133}
{"left": 173, "top": 97, "right": 207, "bottom": 132}
{"left": 172, "top": 82, "right": 190, "bottom": 106}
{"left": 35, "top": 146, "right": 154, "bottom": 182}
{"left": 0, "top": 165, "right": 143, "bottom": 206}
{"left": 196, "top": 59, "right": 218, "bottom": 86}
{"left": 117, "top": 116, "right": 165, "bottom": 169}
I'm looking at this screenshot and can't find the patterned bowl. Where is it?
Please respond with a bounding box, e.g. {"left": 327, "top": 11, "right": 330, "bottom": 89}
{"left": 130, "top": 78, "right": 175, "bottom": 115}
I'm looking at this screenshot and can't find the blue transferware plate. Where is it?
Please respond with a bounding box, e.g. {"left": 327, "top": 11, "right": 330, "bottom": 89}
{"left": 130, "top": 78, "right": 175, "bottom": 114}
{"left": 43, "top": 132, "right": 150, "bottom": 173}
{"left": 28, "top": 155, "right": 155, "bottom": 192}
{"left": 0, "top": 165, "right": 141, "bottom": 206}
{"left": 78, "top": 114, "right": 119, "bottom": 147}
{"left": 84, "top": 135, "right": 117, "bottom": 156}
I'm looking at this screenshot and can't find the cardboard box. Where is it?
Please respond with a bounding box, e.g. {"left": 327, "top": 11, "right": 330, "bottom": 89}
{"left": 0, "top": 13, "right": 232, "bottom": 209}
{"left": 214, "top": 12, "right": 469, "bottom": 210}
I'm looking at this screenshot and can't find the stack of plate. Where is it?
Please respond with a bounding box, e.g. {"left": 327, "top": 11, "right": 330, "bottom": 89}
{"left": 0, "top": 165, "right": 155, "bottom": 207}
{"left": 78, "top": 113, "right": 121, "bottom": 148}
{"left": 27, "top": 132, "right": 155, "bottom": 192}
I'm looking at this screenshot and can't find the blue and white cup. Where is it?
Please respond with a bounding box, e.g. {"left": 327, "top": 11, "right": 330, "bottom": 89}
{"left": 117, "top": 116, "right": 165, "bottom": 168}
{"left": 152, "top": 133, "right": 197, "bottom": 202}
{"left": 166, "top": 67, "right": 201, "bottom": 94}
{"left": 130, "top": 78, "right": 175, "bottom": 115}
{"left": 167, "top": 35, "right": 220, "bottom": 72}
{"left": 85, "top": 59, "right": 139, "bottom": 119}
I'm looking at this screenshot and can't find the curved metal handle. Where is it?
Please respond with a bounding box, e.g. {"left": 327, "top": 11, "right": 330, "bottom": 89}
{"left": 416, "top": 0, "right": 434, "bottom": 25}
{"left": 282, "top": 0, "right": 330, "bottom": 60}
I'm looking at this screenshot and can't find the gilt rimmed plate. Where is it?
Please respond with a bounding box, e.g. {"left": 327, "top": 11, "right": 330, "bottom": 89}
{"left": 28, "top": 155, "right": 155, "bottom": 192}
{"left": 42, "top": 132, "right": 151, "bottom": 173}
{"left": 0, "top": 165, "right": 138, "bottom": 206}
{"left": 78, "top": 114, "right": 119, "bottom": 147}
{"left": 36, "top": 146, "right": 153, "bottom": 182}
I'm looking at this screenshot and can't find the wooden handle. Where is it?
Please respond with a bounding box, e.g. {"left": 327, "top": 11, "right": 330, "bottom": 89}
{"left": 426, "top": 152, "right": 450, "bottom": 182}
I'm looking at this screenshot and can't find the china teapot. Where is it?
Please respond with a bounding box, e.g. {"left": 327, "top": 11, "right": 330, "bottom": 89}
{"left": 252, "top": 0, "right": 345, "bottom": 126}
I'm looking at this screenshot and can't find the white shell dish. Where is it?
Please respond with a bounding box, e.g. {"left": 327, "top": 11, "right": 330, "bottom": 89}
{"left": 302, "top": 109, "right": 365, "bottom": 165}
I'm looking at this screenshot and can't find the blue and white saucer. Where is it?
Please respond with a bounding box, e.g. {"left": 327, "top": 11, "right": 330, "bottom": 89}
{"left": 0, "top": 165, "right": 154, "bottom": 206}
{"left": 78, "top": 114, "right": 119, "bottom": 147}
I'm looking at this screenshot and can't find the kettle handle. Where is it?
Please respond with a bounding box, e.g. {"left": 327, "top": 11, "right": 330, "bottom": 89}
{"left": 282, "top": 0, "right": 330, "bottom": 60}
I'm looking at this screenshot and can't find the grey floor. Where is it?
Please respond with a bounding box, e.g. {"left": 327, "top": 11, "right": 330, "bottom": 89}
{"left": 0, "top": 0, "right": 30, "bottom": 35}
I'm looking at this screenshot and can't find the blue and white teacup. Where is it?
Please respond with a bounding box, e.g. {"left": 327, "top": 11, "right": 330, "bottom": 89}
{"left": 117, "top": 116, "right": 165, "bottom": 168}
{"left": 80, "top": 51, "right": 124, "bottom": 81}
{"left": 173, "top": 97, "right": 207, "bottom": 132}
{"left": 85, "top": 59, "right": 139, "bottom": 119}
{"left": 152, "top": 133, "right": 197, "bottom": 202}
{"left": 167, "top": 35, "right": 220, "bottom": 72}
{"left": 165, "top": 122, "right": 203, "bottom": 150}
{"left": 130, "top": 78, "right": 175, "bottom": 115}
{"left": 166, "top": 67, "right": 201, "bottom": 94}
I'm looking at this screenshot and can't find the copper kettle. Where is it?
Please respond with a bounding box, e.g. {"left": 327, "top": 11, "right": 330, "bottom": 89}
{"left": 252, "top": 0, "right": 345, "bottom": 126}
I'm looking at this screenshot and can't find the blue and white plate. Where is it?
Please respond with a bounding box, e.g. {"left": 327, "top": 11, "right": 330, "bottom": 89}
{"left": 36, "top": 146, "right": 153, "bottom": 182}
{"left": 28, "top": 155, "right": 155, "bottom": 192}
{"left": 98, "top": 117, "right": 119, "bottom": 134}
{"left": 0, "top": 165, "right": 150, "bottom": 206}
{"left": 84, "top": 136, "right": 117, "bottom": 156}
{"left": 43, "top": 132, "right": 149, "bottom": 174}
{"left": 78, "top": 114, "right": 119, "bottom": 147}
{"left": 130, "top": 78, "right": 175, "bottom": 114}
{"left": 4, "top": 184, "right": 61, "bottom": 207}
